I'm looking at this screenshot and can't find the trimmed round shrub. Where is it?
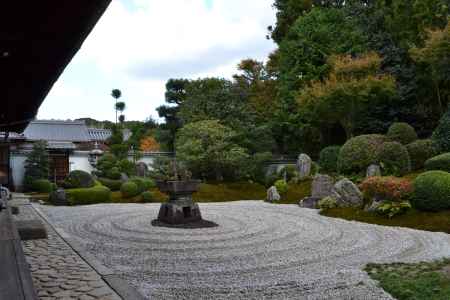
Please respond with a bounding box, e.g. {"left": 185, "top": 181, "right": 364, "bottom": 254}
{"left": 425, "top": 153, "right": 450, "bottom": 172}
{"left": 142, "top": 178, "right": 156, "bottom": 190}
{"left": 63, "top": 170, "right": 95, "bottom": 189}
{"left": 106, "top": 167, "right": 121, "bottom": 180}
{"left": 98, "top": 178, "right": 122, "bottom": 191}
{"left": 318, "top": 146, "right": 341, "bottom": 173}
{"left": 31, "top": 179, "right": 54, "bottom": 193}
{"left": 432, "top": 108, "right": 450, "bottom": 153}
{"left": 406, "top": 139, "right": 438, "bottom": 170}
{"left": 274, "top": 179, "right": 288, "bottom": 194}
{"left": 66, "top": 186, "right": 111, "bottom": 205}
{"left": 338, "top": 134, "right": 388, "bottom": 174}
{"left": 378, "top": 142, "right": 411, "bottom": 176}
{"left": 387, "top": 122, "right": 418, "bottom": 145}
{"left": 130, "top": 177, "right": 146, "bottom": 194}
{"left": 412, "top": 171, "right": 450, "bottom": 211}
{"left": 120, "top": 181, "right": 139, "bottom": 199}
{"left": 141, "top": 191, "right": 153, "bottom": 203}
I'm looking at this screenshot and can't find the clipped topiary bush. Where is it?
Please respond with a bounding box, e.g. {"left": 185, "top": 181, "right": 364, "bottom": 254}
{"left": 31, "top": 179, "right": 54, "bottom": 193}
{"left": 338, "top": 134, "right": 388, "bottom": 175}
{"left": 406, "top": 139, "right": 438, "bottom": 170}
{"left": 121, "top": 181, "right": 139, "bottom": 199}
{"left": 142, "top": 178, "right": 155, "bottom": 190}
{"left": 98, "top": 178, "right": 122, "bottom": 191}
{"left": 63, "top": 170, "right": 95, "bottom": 189}
{"left": 387, "top": 122, "right": 418, "bottom": 145}
{"left": 425, "top": 153, "right": 450, "bottom": 172}
{"left": 129, "top": 177, "right": 146, "bottom": 194}
{"left": 378, "top": 142, "right": 411, "bottom": 176}
{"left": 141, "top": 191, "right": 153, "bottom": 203}
{"left": 432, "top": 108, "right": 450, "bottom": 153}
{"left": 66, "top": 186, "right": 111, "bottom": 205}
{"left": 412, "top": 171, "right": 450, "bottom": 211}
{"left": 318, "top": 146, "right": 341, "bottom": 173}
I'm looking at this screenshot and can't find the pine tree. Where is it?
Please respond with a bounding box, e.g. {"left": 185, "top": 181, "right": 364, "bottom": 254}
{"left": 24, "top": 141, "right": 49, "bottom": 190}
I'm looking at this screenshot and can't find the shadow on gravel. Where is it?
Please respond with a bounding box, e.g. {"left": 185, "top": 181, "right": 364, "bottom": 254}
{"left": 151, "top": 219, "right": 219, "bottom": 229}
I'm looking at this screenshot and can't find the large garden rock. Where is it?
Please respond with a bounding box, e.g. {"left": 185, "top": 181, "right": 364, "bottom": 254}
{"left": 120, "top": 173, "right": 129, "bottom": 181}
{"left": 50, "top": 188, "right": 68, "bottom": 206}
{"left": 366, "top": 164, "right": 381, "bottom": 178}
{"left": 312, "top": 174, "right": 334, "bottom": 199}
{"left": 266, "top": 186, "right": 281, "bottom": 203}
{"left": 297, "top": 154, "right": 312, "bottom": 179}
{"left": 299, "top": 197, "right": 321, "bottom": 209}
{"left": 333, "top": 178, "right": 363, "bottom": 207}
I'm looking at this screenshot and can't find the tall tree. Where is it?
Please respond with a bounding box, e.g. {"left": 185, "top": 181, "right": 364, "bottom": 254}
{"left": 111, "top": 89, "right": 123, "bottom": 124}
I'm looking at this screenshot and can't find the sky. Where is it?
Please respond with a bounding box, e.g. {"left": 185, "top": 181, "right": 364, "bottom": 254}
{"left": 37, "top": 0, "right": 277, "bottom": 122}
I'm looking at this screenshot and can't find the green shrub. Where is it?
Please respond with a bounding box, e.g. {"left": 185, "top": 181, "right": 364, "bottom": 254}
{"left": 318, "top": 146, "right": 341, "bottom": 173}
{"left": 142, "top": 178, "right": 155, "bottom": 190}
{"left": 121, "top": 181, "right": 139, "bottom": 199}
{"left": 31, "top": 179, "right": 54, "bottom": 193}
{"left": 66, "top": 186, "right": 111, "bottom": 205}
{"left": 141, "top": 191, "right": 153, "bottom": 203}
{"left": 106, "top": 167, "right": 121, "bottom": 180}
{"left": 318, "top": 196, "right": 338, "bottom": 210}
{"left": 338, "top": 134, "right": 388, "bottom": 174}
{"left": 425, "top": 153, "right": 450, "bottom": 172}
{"left": 129, "top": 177, "right": 146, "bottom": 194}
{"left": 63, "top": 170, "right": 95, "bottom": 189}
{"left": 412, "top": 171, "right": 450, "bottom": 211}
{"left": 432, "top": 107, "right": 450, "bottom": 153}
{"left": 406, "top": 139, "right": 438, "bottom": 170}
{"left": 376, "top": 201, "right": 412, "bottom": 218}
{"left": 274, "top": 179, "right": 288, "bottom": 194}
{"left": 98, "top": 178, "right": 122, "bottom": 191}
{"left": 387, "top": 122, "right": 418, "bottom": 145}
{"left": 378, "top": 142, "right": 411, "bottom": 176}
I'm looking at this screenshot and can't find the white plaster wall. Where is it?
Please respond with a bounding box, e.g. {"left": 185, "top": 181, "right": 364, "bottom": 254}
{"left": 69, "top": 151, "right": 94, "bottom": 174}
{"left": 10, "top": 153, "right": 27, "bottom": 190}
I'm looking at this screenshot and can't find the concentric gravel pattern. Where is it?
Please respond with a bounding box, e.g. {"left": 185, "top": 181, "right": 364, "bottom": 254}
{"left": 38, "top": 201, "right": 450, "bottom": 299}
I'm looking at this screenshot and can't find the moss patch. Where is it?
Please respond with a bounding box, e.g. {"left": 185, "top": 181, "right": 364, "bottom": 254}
{"left": 321, "top": 207, "right": 450, "bottom": 234}
{"left": 193, "top": 182, "right": 266, "bottom": 202}
{"left": 366, "top": 260, "right": 450, "bottom": 300}
{"left": 278, "top": 180, "right": 312, "bottom": 204}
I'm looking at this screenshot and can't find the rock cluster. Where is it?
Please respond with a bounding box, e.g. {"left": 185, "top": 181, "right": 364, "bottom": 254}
{"left": 299, "top": 175, "right": 363, "bottom": 209}
{"left": 266, "top": 186, "right": 281, "bottom": 203}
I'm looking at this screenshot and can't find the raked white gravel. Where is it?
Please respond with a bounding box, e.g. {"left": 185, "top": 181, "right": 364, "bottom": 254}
{"left": 38, "top": 201, "right": 450, "bottom": 300}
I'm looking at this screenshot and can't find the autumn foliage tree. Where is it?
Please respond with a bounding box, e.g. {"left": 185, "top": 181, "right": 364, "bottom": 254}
{"left": 140, "top": 136, "right": 160, "bottom": 152}
{"left": 298, "top": 52, "right": 398, "bottom": 139}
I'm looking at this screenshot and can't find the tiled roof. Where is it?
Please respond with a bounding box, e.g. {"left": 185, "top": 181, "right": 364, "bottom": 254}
{"left": 88, "top": 128, "right": 112, "bottom": 141}
{"left": 23, "top": 120, "right": 91, "bottom": 142}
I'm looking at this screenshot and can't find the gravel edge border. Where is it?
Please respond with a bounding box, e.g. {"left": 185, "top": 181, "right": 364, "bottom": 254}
{"left": 32, "top": 204, "right": 146, "bottom": 300}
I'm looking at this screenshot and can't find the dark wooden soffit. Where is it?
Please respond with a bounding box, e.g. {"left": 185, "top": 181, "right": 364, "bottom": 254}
{"left": 0, "top": 1, "right": 112, "bottom": 133}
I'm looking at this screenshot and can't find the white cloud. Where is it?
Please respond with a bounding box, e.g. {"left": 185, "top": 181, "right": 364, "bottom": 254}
{"left": 38, "top": 0, "right": 276, "bottom": 122}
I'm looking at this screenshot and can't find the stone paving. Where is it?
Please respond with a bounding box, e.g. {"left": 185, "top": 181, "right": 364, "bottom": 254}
{"left": 15, "top": 200, "right": 121, "bottom": 300}
{"left": 38, "top": 201, "right": 450, "bottom": 300}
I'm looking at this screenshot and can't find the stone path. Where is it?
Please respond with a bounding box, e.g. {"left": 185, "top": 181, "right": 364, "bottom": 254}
{"left": 38, "top": 201, "right": 450, "bottom": 300}
{"left": 15, "top": 200, "right": 121, "bottom": 300}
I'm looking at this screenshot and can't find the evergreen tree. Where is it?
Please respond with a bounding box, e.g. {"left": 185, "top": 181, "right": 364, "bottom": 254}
{"left": 24, "top": 141, "right": 49, "bottom": 190}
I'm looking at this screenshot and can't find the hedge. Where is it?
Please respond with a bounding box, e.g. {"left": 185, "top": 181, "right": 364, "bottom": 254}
{"left": 378, "top": 142, "right": 411, "bottom": 176}
{"left": 338, "top": 134, "right": 388, "bottom": 174}
{"left": 31, "top": 179, "right": 54, "bottom": 193}
{"left": 425, "top": 153, "right": 450, "bottom": 173}
{"left": 412, "top": 171, "right": 450, "bottom": 211}
{"left": 66, "top": 186, "right": 111, "bottom": 205}
{"left": 141, "top": 191, "right": 153, "bottom": 203}
{"left": 387, "top": 122, "right": 418, "bottom": 145}
{"left": 318, "top": 146, "right": 341, "bottom": 173}
{"left": 406, "top": 139, "right": 438, "bottom": 170}
{"left": 121, "top": 181, "right": 139, "bottom": 199}
{"left": 63, "top": 170, "right": 95, "bottom": 189}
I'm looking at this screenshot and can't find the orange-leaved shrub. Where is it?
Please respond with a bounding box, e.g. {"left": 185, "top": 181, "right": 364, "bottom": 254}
{"left": 360, "top": 176, "right": 413, "bottom": 202}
